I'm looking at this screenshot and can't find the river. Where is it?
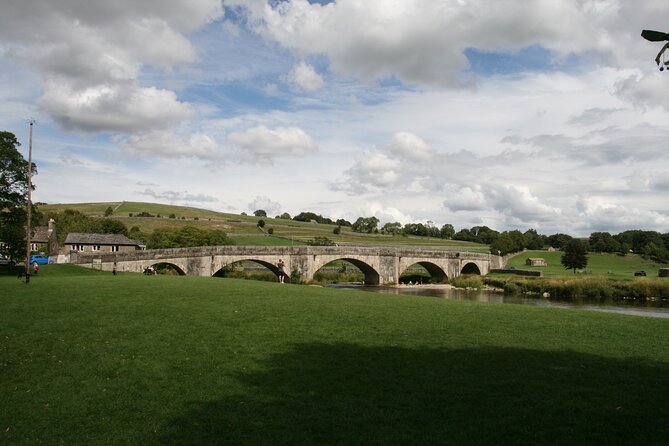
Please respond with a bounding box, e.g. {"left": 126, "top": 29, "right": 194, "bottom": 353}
{"left": 325, "top": 284, "right": 669, "bottom": 319}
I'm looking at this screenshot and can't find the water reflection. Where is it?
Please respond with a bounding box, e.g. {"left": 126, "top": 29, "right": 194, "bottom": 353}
{"left": 325, "top": 284, "right": 669, "bottom": 319}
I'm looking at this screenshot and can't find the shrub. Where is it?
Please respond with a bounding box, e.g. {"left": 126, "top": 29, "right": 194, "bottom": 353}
{"left": 450, "top": 275, "right": 484, "bottom": 289}
{"left": 290, "top": 268, "right": 302, "bottom": 284}
{"left": 503, "top": 282, "right": 520, "bottom": 295}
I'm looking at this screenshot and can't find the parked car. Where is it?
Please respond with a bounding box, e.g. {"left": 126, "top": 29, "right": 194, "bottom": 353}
{"left": 0, "top": 256, "right": 9, "bottom": 266}
{"left": 30, "top": 255, "right": 49, "bottom": 265}
{"left": 634, "top": 270, "right": 647, "bottom": 277}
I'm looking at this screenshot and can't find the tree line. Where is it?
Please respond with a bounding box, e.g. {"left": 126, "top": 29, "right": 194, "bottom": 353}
{"left": 255, "top": 207, "right": 669, "bottom": 261}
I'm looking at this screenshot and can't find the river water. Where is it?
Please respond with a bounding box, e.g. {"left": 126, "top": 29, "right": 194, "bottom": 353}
{"left": 325, "top": 284, "right": 669, "bottom": 319}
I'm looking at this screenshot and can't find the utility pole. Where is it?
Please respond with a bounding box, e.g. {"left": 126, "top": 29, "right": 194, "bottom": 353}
{"left": 25, "top": 119, "right": 34, "bottom": 284}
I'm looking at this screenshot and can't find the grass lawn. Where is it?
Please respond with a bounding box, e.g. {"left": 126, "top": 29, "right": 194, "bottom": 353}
{"left": 2, "top": 265, "right": 668, "bottom": 445}
{"left": 506, "top": 251, "right": 669, "bottom": 279}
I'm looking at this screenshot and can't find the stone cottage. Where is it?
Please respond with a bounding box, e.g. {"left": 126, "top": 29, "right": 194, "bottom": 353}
{"left": 64, "top": 233, "right": 144, "bottom": 254}
{"left": 526, "top": 257, "right": 547, "bottom": 267}
{"left": 31, "top": 218, "right": 59, "bottom": 256}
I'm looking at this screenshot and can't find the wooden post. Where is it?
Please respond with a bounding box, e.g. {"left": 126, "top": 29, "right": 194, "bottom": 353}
{"left": 25, "top": 120, "right": 34, "bottom": 284}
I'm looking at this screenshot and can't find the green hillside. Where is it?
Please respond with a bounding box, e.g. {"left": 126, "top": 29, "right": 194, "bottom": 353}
{"left": 506, "top": 250, "right": 669, "bottom": 279}
{"left": 38, "top": 201, "right": 488, "bottom": 251}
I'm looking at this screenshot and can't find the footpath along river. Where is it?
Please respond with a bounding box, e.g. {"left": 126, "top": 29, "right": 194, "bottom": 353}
{"left": 325, "top": 284, "right": 669, "bottom": 319}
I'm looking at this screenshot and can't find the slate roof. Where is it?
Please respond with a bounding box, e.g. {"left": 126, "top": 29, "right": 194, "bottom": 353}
{"left": 31, "top": 226, "right": 53, "bottom": 243}
{"left": 64, "top": 233, "right": 142, "bottom": 246}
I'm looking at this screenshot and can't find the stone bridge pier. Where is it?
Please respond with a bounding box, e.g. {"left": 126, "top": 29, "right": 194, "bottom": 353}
{"left": 71, "top": 246, "right": 502, "bottom": 285}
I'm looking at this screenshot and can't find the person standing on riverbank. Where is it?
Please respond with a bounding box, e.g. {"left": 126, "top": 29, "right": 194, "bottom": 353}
{"left": 277, "top": 259, "right": 286, "bottom": 283}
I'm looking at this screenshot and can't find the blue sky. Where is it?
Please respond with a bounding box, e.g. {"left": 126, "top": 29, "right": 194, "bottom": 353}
{"left": 2, "top": 0, "right": 669, "bottom": 236}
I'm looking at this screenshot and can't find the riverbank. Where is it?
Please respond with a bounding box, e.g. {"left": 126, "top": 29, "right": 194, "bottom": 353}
{"left": 485, "top": 275, "right": 669, "bottom": 300}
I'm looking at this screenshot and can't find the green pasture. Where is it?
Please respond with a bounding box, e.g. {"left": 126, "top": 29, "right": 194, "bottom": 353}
{"left": 1, "top": 265, "right": 668, "bottom": 445}
{"left": 506, "top": 250, "right": 669, "bottom": 279}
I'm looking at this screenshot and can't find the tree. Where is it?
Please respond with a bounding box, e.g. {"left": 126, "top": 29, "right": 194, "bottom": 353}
{"left": 147, "top": 226, "right": 233, "bottom": 249}
{"left": 523, "top": 229, "right": 544, "bottom": 250}
{"left": 253, "top": 209, "right": 267, "bottom": 217}
{"left": 381, "top": 222, "right": 403, "bottom": 235}
{"left": 351, "top": 216, "right": 379, "bottom": 233}
{"left": 104, "top": 206, "right": 113, "bottom": 217}
{"left": 546, "top": 233, "right": 572, "bottom": 250}
{"left": 0, "top": 131, "right": 36, "bottom": 260}
{"left": 293, "top": 212, "right": 334, "bottom": 225}
{"left": 453, "top": 228, "right": 473, "bottom": 242}
{"left": 561, "top": 239, "right": 588, "bottom": 273}
{"left": 257, "top": 219, "right": 266, "bottom": 228}
{"left": 333, "top": 226, "right": 341, "bottom": 235}
{"left": 589, "top": 232, "right": 620, "bottom": 253}
{"left": 403, "top": 223, "right": 428, "bottom": 237}
{"left": 440, "top": 224, "right": 455, "bottom": 239}
{"left": 48, "top": 209, "right": 128, "bottom": 244}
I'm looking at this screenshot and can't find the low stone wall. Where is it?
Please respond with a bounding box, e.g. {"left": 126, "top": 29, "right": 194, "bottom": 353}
{"left": 490, "top": 268, "right": 543, "bottom": 277}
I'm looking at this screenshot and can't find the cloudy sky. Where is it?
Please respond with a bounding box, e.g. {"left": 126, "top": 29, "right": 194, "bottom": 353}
{"left": 2, "top": 0, "right": 669, "bottom": 236}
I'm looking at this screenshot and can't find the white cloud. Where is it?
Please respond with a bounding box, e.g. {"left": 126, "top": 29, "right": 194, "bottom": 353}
{"left": 287, "top": 61, "right": 324, "bottom": 91}
{"left": 334, "top": 132, "right": 433, "bottom": 193}
{"left": 120, "top": 130, "right": 219, "bottom": 159}
{"left": 227, "top": 125, "right": 317, "bottom": 163}
{"left": 615, "top": 73, "right": 669, "bottom": 111}
{"left": 139, "top": 189, "right": 219, "bottom": 203}
{"left": 0, "top": 0, "right": 222, "bottom": 134}
{"left": 248, "top": 196, "right": 282, "bottom": 216}
{"left": 483, "top": 184, "right": 561, "bottom": 224}
{"left": 385, "top": 132, "right": 434, "bottom": 161}
{"left": 575, "top": 196, "right": 669, "bottom": 233}
{"left": 444, "top": 187, "right": 487, "bottom": 212}
{"left": 234, "top": 0, "right": 669, "bottom": 86}
{"left": 40, "top": 82, "right": 193, "bottom": 134}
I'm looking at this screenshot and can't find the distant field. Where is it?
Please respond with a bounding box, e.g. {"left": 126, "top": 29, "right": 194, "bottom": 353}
{"left": 506, "top": 250, "right": 669, "bottom": 279}
{"left": 1, "top": 265, "right": 668, "bottom": 445}
{"left": 38, "top": 201, "right": 488, "bottom": 251}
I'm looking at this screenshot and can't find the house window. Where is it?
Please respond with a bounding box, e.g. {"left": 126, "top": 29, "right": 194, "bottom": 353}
{"left": 71, "top": 244, "right": 84, "bottom": 252}
{"left": 92, "top": 245, "right": 101, "bottom": 251}
{"left": 111, "top": 245, "right": 120, "bottom": 252}
{"left": 31, "top": 243, "right": 38, "bottom": 251}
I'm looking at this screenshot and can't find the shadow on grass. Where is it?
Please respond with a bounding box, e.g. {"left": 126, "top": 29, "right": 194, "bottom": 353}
{"left": 162, "top": 344, "right": 669, "bottom": 445}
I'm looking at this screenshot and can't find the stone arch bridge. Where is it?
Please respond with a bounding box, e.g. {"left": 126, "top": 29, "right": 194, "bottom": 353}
{"left": 71, "top": 246, "right": 503, "bottom": 285}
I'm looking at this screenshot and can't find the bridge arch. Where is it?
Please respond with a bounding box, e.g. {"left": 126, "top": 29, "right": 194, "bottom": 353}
{"left": 400, "top": 261, "right": 448, "bottom": 283}
{"left": 213, "top": 259, "right": 290, "bottom": 283}
{"left": 461, "top": 262, "right": 481, "bottom": 275}
{"left": 312, "top": 256, "right": 380, "bottom": 285}
{"left": 148, "top": 261, "right": 186, "bottom": 275}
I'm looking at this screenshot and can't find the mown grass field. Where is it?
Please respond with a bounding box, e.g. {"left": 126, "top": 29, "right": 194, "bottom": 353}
{"left": 506, "top": 250, "right": 669, "bottom": 279}
{"left": 38, "top": 201, "right": 489, "bottom": 251}
{"left": 1, "top": 265, "right": 668, "bottom": 445}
